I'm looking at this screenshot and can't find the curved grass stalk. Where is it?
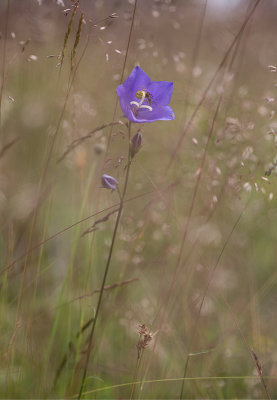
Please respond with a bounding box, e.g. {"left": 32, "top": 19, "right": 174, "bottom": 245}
{"left": 77, "top": 375, "right": 277, "bottom": 398}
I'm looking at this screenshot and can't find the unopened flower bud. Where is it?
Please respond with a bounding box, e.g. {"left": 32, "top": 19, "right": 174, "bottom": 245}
{"left": 130, "top": 131, "right": 142, "bottom": 158}
{"left": 101, "top": 174, "right": 118, "bottom": 190}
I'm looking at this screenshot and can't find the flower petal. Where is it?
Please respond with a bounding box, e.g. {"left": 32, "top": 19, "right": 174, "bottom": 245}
{"left": 134, "top": 105, "right": 175, "bottom": 123}
{"left": 116, "top": 88, "right": 138, "bottom": 122}
{"left": 116, "top": 66, "right": 174, "bottom": 123}
{"left": 149, "top": 81, "right": 173, "bottom": 105}
{"left": 101, "top": 174, "right": 118, "bottom": 190}
{"left": 121, "top": 66, "right": 151, "bottom": 100}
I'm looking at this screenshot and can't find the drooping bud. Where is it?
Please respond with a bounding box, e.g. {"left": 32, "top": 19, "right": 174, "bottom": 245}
{"left": 101, "top": 174, "right": 118, "bottom": 190}
{"left": 130, "top": 130, "right": 142, "bottom": 158}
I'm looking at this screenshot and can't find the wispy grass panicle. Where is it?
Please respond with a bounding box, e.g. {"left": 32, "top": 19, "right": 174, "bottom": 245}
{"left": 59, "top": 0, "right": 80, "bottom": 69}
{"left": 71, "top": 13, "right": 84, "bottom": 71}
{"left": 2, "top": 1, "right": 277, "bottom": 398}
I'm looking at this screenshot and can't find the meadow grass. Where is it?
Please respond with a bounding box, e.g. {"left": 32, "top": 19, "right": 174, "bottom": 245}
{"left": 1, "top": 0, "right": 277, "bottom": 398}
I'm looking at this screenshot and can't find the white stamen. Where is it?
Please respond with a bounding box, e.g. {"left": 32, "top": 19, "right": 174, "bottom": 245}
{"left": 140, "top": 105, "right": 152, "bottom": 111}
{"left": 130, "top": 101, "right": 140, "bottom": 107}
{"left": 130, "top": 91, "right": 153, "bottom": 113}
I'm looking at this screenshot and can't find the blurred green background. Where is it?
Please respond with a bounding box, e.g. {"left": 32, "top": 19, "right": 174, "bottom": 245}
{"left": 1, "top": 0, "right": 277, "bottom": 398}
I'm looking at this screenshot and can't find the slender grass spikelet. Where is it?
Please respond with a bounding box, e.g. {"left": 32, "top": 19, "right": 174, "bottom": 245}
{"left": 60, "top": 0, "right": 79, "bottom": 68}
{"left": 71, "top": 13, "right": 84, "bottom": 71}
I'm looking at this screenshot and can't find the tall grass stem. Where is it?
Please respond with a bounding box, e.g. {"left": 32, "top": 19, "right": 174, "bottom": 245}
{"left": 78, "top": 122, "right": 133, "bottom": 398}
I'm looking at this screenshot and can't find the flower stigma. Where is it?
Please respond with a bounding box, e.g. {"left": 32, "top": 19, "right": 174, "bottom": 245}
{"left": 130, "top": 89, "right": 153, "bottom": 115}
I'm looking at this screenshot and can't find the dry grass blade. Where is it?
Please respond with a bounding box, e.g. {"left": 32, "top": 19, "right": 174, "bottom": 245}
{"left": 68, "top": 277, "right": 139, "bottom": 304}
{"left": 81, "top": 207, "right": 120, "bottom": 236}
{"left": 57, "top": 121, "right": 123, "bottom": 163}
{"left": 0, "top": 136, "right": 20, "bottom": 158}
{"left": 77, "top": 375, "right": 277, "bottom": 398}
{"left": 0, "top": 190, "right": 154, "bottom": 277}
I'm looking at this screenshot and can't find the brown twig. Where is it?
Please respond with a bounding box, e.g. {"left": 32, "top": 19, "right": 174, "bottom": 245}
{"left": 66, "top": 277, "right": 139, "bottom": 305}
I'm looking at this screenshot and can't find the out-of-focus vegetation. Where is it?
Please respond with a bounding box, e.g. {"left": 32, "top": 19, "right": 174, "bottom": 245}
{"left": 1, "top": 0, "right": 277, "bottom": 398}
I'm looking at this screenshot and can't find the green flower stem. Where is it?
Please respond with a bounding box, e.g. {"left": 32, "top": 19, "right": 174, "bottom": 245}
{"left": 78, "top": 122, "right": 132, "bottom": 399}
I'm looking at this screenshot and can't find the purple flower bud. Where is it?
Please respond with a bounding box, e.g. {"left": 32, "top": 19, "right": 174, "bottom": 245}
{"left": 130, "top": 131, "right": 142, "bottom": 158}
{"left": 101, "top": 174, "right": 118, "bottom": 190}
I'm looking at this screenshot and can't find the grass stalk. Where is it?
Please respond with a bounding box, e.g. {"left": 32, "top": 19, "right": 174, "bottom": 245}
{"left": 106, "top": 0, "right": 138, "bottom": 154}
{"left": 1, "top": 190, "right": 154, "bottom": 278}
{"left": 0, "top": 0, "right": 10, "bottom": 138}
{"left": 165, "top": 0, "right": 262, "bottom": 175}
{"left": 139, "top": 1, "right": 262, "bottom": 393}
{"left": 77, "top": 121, "right": 133, "bottom": 398}
{"left": 130, "top": 354, "right": 143, "bottom": 400}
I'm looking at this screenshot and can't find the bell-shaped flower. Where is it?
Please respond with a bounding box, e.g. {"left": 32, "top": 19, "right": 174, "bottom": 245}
{"left": 101, "top": 174, "right": 118, "bottom": 190}
{"left": 116, "top": 66, "right": 174, "bottom": 123}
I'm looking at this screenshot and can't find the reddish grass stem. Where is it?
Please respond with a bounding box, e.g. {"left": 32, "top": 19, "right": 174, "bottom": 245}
{"left": 181, "top": 0, "right": 207, "bottom": 124}
{"left": 165, "top": 0, "right": 262, "bottom": 175}
{"left": 0, "top": 0, "right": 10, "bottom": 137}
{"left": 141, "top": 0, "right": 260, "bottom": 375}
{"left": 140, "top": 0, "right": 262, "bottom": 383}
{"left": 179, "top": 200, "right": 247, "bottom": 399}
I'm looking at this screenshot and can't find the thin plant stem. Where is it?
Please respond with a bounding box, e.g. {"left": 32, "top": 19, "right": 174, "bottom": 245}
{"left": 179, "top": 199, "right": 247, "bottom": 399}
{"left": 106, "top": 0, "right": 138, "bottom": 154}
{"left": 1, "top": 189, "right": 155, "bottom": 278}
{"left": 140, "top": 89, "right": 224, "bottom": 395}
{"left": 181, "top": 0, "right": 207, "bottom": 125}
{"left": 130, "top": 353, "right": 143, "bottom": 400}
{"left": 179, "top": 355, "right": 190, "bottom": 400}
{"left": 0, "top": 0, "right": 10, "bottom": 138}
{"left": 139, "top": 1, "right": 262, "bottom": 393}
{"left": 77, "top": 122, "right": 133, "bottom": 399}
{"left": 78, "top": 375, "right": 277, "bottom": 398}
{"left": 178, "top": 4, "right": 257, "bottom": 395}
{"left": 165, "top": 0, "right": 262, "bottom": 175}
{"left": 178, "top": 195, "right": 272, "bottom": 400}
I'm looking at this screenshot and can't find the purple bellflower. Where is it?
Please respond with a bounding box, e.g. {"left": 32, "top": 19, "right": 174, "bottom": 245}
{"left": 116, "top": 66, "right": 174, "bottom": 123}
{"left": 101, "top": 174, "right": 118, "bottom": 190}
